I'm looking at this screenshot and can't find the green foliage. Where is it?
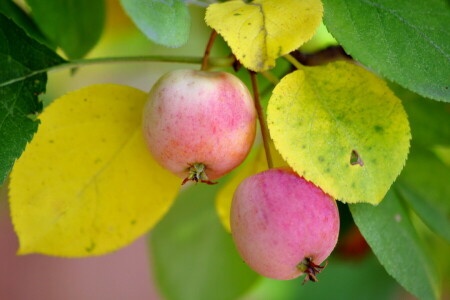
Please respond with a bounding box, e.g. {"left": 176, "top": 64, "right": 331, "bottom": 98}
{"left": 394, "top": 85, "right": 450, "bottom": 242}
{"left": 397, "top": 146, "right": 450, "bottom": 243}
{"left": 0, "top": 14, "right": 64, "bottom": 185}
{"left": 0, "top": 0, "right": 51, "bottom": 48}
{"left": 398, "top": 86, "right": 450, "bottom": 147}
{"left": 246, "top": 255, "right": 399, "bottom": 300}
{"left": 150, "top": 183, "right": 259, "bottom": 300}
{"left": 120, "top": 0, "right": 191, "bottom": 48}
{"left": 26, "top": 0, "right": 106, "bottom": 59}
{"left": 322, "top": 0, "right": 450, "bottom": 102}
{"left": 350, "top": 190, "right": 440, "bottom": 300}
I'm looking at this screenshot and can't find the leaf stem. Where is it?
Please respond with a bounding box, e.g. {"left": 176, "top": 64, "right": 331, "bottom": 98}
{"left": 284, "top": 54, "right": 303, "bottom": 69}
{"left": 249, "top": 71, "right": 273, "bottom": 169}
{"left": 0, "top": 55, "right": 234, "bottom": 88}
{"left": 260, "top": 71, "right": 280, "bottom": 85}
{"left": 201, "top": 30, "right": 218, "bottom": 71}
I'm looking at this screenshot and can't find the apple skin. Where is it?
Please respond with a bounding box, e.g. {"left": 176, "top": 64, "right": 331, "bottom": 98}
{"left": 142, "top": 69, "right": 256, "bottom": 181}
{"left": 231, "top": 168, "right": 339, "bottom": 280}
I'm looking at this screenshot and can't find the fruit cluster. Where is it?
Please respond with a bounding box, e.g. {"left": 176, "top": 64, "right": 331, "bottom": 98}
{"left": 142, "top": 69, "right": 339, "bottom": 282}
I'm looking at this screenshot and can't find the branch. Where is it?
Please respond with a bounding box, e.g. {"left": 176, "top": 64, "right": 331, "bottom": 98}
{"left": 201, "top": 30, "right": 218, "bottom": 71}
{"left": 0, "top": 55, "right": 234, "bottom": 88}
{"left": 249, "top": 71, "right": 273, "bottom": 169}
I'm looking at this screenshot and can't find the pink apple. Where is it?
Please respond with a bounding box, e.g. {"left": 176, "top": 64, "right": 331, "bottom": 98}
{"left": 231, "top": 168, "right": 339, "bottom": 281}
{"left": 142, "top": 69, "right": 256, "bottom": 184}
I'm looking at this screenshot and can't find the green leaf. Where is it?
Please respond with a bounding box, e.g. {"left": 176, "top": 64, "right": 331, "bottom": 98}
{"left": 350, "top": 190, "right": 441, "bottom": 300}
{"left": 396, "top": 146, "right": 450, "bottom": 243}
{"left": 0, "top": 0, "right": 51, "bottom": 48}
{"left": 26, "top": 0, "right": 106, "bottom": 59}
{"left": 267, "top": 61, "right": 410, "bottom": 204}
{"left": 246, "top": 255, "right": 399, "bottom": 300}
{"left": 151, "top": 183, "right": 259, "bottom": 300}
{"left": 120, "top": 0, "right": 191, "bottom": 48}
{"left": 0, "top": 14, "right": 64, "bottom": 185}
{"left": 322, "top": 0, "right": 450, "bottom": 102}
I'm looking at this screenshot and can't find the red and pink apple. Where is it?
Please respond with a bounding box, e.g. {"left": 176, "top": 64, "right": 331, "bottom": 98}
{"left": 142, "top": 69, "right": 256, "bottom": 184}
{"left": 231, "top": 168, "right": 340, "bottom": 282}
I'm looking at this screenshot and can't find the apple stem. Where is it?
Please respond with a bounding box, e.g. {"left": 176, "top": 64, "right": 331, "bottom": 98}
{"left": 249, "top": 71, "right": 274, "bottom": 169}
{"left": 201, "top": 30, "right": 218, "bottom": 71}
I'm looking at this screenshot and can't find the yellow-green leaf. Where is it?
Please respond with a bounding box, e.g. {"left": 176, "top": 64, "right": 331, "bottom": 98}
{"left": 9, "top": 84, "right": 180, "bottom": 257}
{"left": 205, "top": 0, "right": 322, "bottom": 72}
{"left": 216, "top": 145, "right": 286, "bottom": 231}
{"left": 267, "top": 61, "right": 410, "bottom": 204}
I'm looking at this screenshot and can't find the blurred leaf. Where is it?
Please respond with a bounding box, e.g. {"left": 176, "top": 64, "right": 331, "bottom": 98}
{"left": 26, "top": 0, "right": 106, "bottom": 58}
{"left": 244, "top": 255, "right": 399, "bottom": 300}
{"left": 394, "top": 85, "right": 450, "bottom": 148}
{"left": 0, "top": 13, "right": 64, "bottom": 185}
{"left": 350, "top": 190, "right": 440, "bottom": 300}
{"left": 267, "top": 61, "right": 410, "bottom": 204}
{"left": 432, "top": 145, "right": 450, "bottom": 166}
{"left": 0, "top": 0, "right": 51, "bottom": 47}
{"left": 300, "top": 22, "right": 338, "bottom": 53}
{"left": 151, "top": 183, "right": 259, "bottom": 300}
{"left": 120, "top": 0, "right": 190, "bottom": 48}
{"left": 408, "top": 205, "right": 450, "bottom": 289}
{"left": 205, "top": 0, "right": 323, "bottom": 72}
{"left": 396, "top": 146, "right": 450, "bottom": 243}
{"left": 322, "top": 0, "right": 450, "bottom": 102}
{"left": 9, "top": 84, "right": 180, "bottom": 256}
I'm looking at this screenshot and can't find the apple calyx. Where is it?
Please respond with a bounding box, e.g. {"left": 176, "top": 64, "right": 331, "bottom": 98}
{"left": 181, "top": 163, "right": 218, "bottom": 185}
{"left": 297, "top": 257, "right": 328, "bottom": 284}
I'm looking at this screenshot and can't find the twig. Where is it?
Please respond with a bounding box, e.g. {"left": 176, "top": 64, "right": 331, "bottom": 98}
{"left": 0, "top": 55, "right": 234, "bottom": 88}
{"left": 249, "top": 71, "right": 273, "bottom": 169}
{"left": 201, "top": 30, "right": 218, "bottom": 71}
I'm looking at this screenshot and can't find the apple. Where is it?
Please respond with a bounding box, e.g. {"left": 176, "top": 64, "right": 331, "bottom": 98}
{"left": 142, "top": 69, "right": 256, "bottom": 184}
{"left": 231, "top": 168, "right": 340, "bottom": 281}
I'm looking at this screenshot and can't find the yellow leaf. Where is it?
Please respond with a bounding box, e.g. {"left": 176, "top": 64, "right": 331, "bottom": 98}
{"left": 267, "top": 61, "right": 411, "bottom": 204}
{"left": 9, "top": 84, "right": 180, "bottom": 257}
{"left": 205, "top": 0, "right": 322, "bottom": 72}
{"left": 215, "top": 144, "right": 286, "bottom": 232}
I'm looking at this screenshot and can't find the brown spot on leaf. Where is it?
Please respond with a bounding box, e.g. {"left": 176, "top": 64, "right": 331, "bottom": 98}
{"left": 350, "top": 150, "right": 364, "bottom": 166}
